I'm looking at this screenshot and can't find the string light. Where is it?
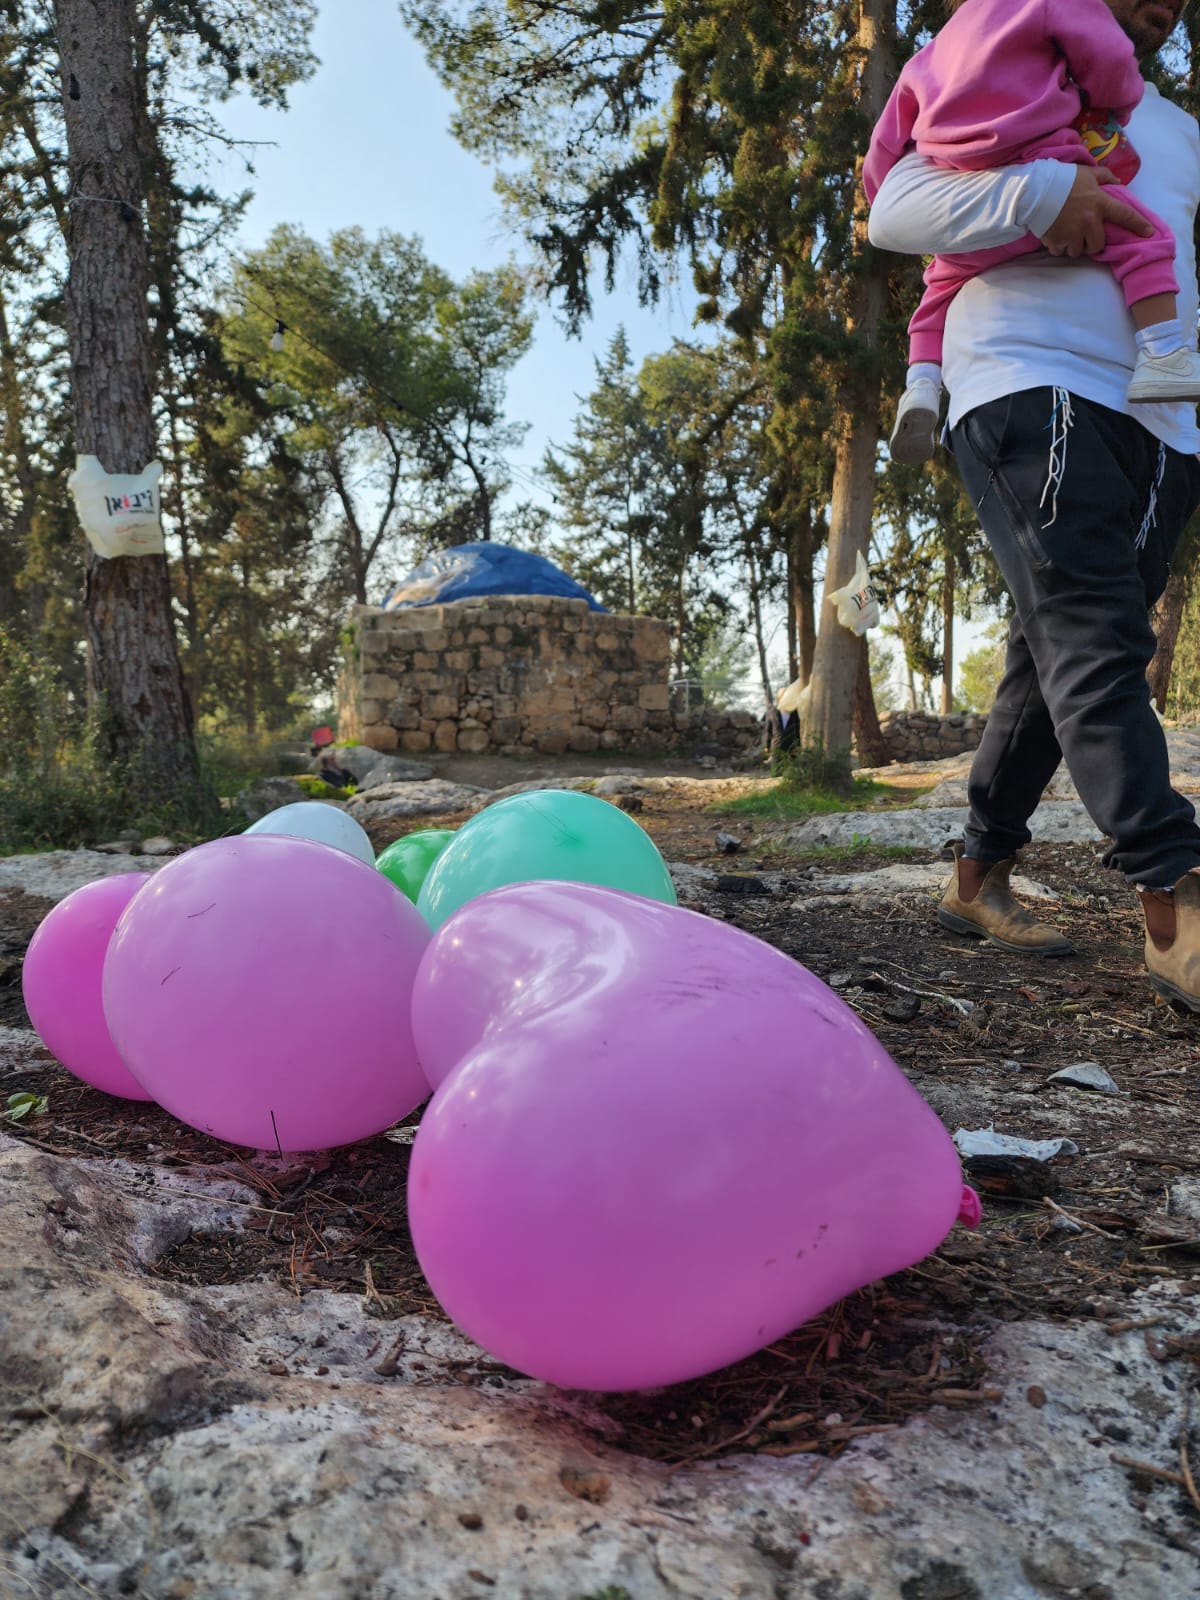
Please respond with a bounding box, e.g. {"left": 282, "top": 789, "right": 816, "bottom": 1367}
{"left": 269, "top": 319, "right": 286, "bottom": 353}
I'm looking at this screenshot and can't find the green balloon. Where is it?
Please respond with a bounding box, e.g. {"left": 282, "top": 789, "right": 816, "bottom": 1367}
{"left": 416, "top": 789, "right": 677, "bottom": 929}
{"left": 375, "top": 829, "right": 456, "bottom": 903}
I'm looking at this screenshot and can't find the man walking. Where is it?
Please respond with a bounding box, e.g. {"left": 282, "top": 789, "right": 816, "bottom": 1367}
{"left": 868, "top": 0, "right": 1200, "bottom": 1009}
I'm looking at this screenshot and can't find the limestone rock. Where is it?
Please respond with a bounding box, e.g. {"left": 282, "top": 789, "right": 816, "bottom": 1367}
{"left": 346, "top": 779, "right": 487, "bottom": 820}
{"left": 233, "top": 776, "right": 306, "bottom": 822}
{"left": 784, "top": 802, "right": 1105, "bottom": 853}
{"left": 0, "top": 1130, "right": 1195, "bottom": 1599}
{"left": 0, "top": 850, "right": 152, "bottom": 903}
{"left": 354, "top": 756, "right": 436, "bottom": 790}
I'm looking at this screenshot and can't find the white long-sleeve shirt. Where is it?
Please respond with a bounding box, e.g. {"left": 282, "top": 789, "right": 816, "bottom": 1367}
{"left": 867, "top": 82, "right": 1200, "bottom": 454}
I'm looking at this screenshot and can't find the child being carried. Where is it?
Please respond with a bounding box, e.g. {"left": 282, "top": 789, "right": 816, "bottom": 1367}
{"left": 864, "top": 0, "right": 1200, "bottom": 466}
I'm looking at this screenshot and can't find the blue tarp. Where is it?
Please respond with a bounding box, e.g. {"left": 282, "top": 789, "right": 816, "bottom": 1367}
{"left": 378, "top": 542, "right": 607, "bottom": 612}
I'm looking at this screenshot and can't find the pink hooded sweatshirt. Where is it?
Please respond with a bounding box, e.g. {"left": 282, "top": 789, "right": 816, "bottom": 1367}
{"left": 863, "top": 0, "right": 1144, "bottom": 199}
{"left": 863, "top": 0, "right": 1177, "bottom": 366}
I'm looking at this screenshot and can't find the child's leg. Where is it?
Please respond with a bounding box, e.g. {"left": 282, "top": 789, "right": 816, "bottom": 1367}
{"left": 1091, "top": 189, "right": 1179, "bottom": 317}
{"left": 890, "top": 239, "right": 1043, "bottom": 466}
{"left": 1092, "top": 189, "right": 1200, "bottom": 401}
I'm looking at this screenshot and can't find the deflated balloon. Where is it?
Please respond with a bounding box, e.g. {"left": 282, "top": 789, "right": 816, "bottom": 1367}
{"left": 409, "top": 880, "right": 975, "bottom": 1390}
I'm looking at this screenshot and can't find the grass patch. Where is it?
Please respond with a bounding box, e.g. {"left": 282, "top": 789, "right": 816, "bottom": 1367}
{"left": 711, "top": 776, "right": 888, "bottom": 820}
{"left": 0, "top": 753, "right": 228, "bottom": 855}
{"left": 295, "top": 774, "right": 356, "bottom": 800}
{"left": 795, "top": 837, "right": 920, "bottom": 864}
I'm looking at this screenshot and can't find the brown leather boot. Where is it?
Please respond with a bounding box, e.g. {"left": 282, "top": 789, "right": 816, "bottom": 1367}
{"left": 1142, "top": 869, "right": 1200, "bottom": 1010}
{"left": 937, "top": 843, "right": 1074, "bottom": 955}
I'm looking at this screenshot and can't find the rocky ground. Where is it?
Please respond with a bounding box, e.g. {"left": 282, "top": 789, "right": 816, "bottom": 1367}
{"left": 1, "top": 745, "right": 1199, "bottom": 1598}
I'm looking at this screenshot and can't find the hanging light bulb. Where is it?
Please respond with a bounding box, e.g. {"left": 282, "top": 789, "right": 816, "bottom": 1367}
{"left": 270, "top": 320, "right": 286, "bottom": 353}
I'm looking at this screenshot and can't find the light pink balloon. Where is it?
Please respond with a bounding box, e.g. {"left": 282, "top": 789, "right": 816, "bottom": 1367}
{"left": 103, "top": 836, "right": 430, "bottom": 1151}
{"left": 410, "top": 881, "right": 976, "bottom": 1391}
{"left": 21, "top": 873, "right": 154, "bottom": 1099}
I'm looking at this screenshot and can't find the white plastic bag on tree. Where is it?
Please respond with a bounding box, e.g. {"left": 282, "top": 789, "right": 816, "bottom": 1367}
{"left": 828, "top": 551, "right": 879, "bottom": 635}
{"left": 68, "top": 455, "right": 165, "bottom": 558}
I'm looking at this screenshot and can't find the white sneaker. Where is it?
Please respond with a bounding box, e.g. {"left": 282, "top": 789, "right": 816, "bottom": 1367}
{"left": 1128, "top": 345, "right": 1200, "bottom": 403}
{"left": 888, "top": 379, "right": 941, "bottom": 465}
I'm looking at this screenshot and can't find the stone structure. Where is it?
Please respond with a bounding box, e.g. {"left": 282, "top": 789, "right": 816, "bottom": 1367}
{"left": 876, "top": 709, "right": 988, "bottom": 764}
{"left": 339, "top": 595, "right": 759, "bottom": 757}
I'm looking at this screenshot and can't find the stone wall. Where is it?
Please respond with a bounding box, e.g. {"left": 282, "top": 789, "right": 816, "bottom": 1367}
{"left": 876, "top": 709, "right": 988, "bottom": 764}
{"left": 339, "top": 596, "right": 759, "bottom": 757}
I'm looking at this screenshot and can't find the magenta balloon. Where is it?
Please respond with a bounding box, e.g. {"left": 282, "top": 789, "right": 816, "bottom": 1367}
{"left": 409, "top": 881, "right": 970, "bottom": 1390}
{"left": 102, "top": 837, "right": 431, "bottom": 1151}
{"left": 21, "top": 873, "right": 154, "bottom": 1099}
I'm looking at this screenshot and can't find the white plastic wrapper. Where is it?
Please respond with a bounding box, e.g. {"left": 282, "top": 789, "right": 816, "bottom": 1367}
{"left": 828, "top": 551, "right": 879, "bottom": 635}
{"left": 68, "top": 455, "right": 164, "bottom": 558}
{"left": 953, "top": 1127, "right": 1080, "bottom": 1161}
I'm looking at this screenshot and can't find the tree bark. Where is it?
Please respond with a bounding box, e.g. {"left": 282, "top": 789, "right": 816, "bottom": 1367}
{"left": 941, "top": 546, "right": 955, "bottom": 715}
{"left": 54, "top": 0, "right": 195, "bottom": 777}
{"left": 794, "top": 506, "right": 816, "bottom": 686}
{"left": 786, "top": 535, "right": 799, "bottom": 685}
{"left": 1148, "top": 572, "right": 1187, "bottom": 713}
{"left": 852, "top": 634, "right": 891, "bottom": 768}
{"left": 802, "top": 0, "right": 892, "bottom": 782}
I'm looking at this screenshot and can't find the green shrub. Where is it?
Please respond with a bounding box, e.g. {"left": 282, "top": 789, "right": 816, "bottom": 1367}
{"left": 294, "top": 775, "right": 355, "bottom": 800}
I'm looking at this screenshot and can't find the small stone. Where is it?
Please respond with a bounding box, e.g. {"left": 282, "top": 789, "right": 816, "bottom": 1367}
{"left": 883, "top": 996, "right": 921, "bottom": 1023}
{"left": 1046, "top": 1062, "right": 1120, "bottom": 1095}
{"left": 140, "top": 837, "right": 177, "bottom": 856}
{"left": 1168, "top": 1180, "right": 1200, "bottom": 1222}
{"left": 829, "top": 971, "right": 855, "bottom": 990}
{"left": 513, "top": 1504, "right": 529, "bottom": 1522}
{"left": 559, "top": 1464, "right": 611, "bottom": 1504}
{"left": 1026, "top": 1385, "right": 1046, "bottom": 1409}
{"left": 265, "top": 1361, "right": 288, "bottom": 1376}
{"left": 458, "top": 1512, "right": 484, "bottom": 1530}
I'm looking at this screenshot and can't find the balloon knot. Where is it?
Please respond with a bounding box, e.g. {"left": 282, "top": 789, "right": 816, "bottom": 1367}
{"left": 957, "top": 1185, "right": 983, "bottom": 1230}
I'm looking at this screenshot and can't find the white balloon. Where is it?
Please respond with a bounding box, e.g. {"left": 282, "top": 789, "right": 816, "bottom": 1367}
{"left": 245, "top": 801, "right": 375, "bottom": 865}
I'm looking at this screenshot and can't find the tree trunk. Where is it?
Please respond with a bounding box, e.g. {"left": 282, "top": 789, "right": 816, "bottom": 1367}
{"left": 941, "top": 546, "right": 955, "bottom": 715}
{"left": 795, "top": 507, "right": 816, "bottom": 686}
{"left": 802, "top": 0, "right": 892, "bottom": 782}
{"left": 786, "top": 536, "right": 799, "bottom": 685}
{"left": 1148, "top": 571, "right": 1188, "bottom": 713}
{"left": 54, "top": 0, "right": 195, "bottom": 778}
{"left": 744, "top": 538, "right": 773, "bottom": 708}
{"left": 0, "top": 285, "right": 39, "bottom": 629}
{"left": 852, "top": 634, "right": 891, "bottom": 768}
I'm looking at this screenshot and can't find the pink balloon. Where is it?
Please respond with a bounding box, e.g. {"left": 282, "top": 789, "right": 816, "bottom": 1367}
{"left": 410, "top": 881, "right": 975, "bottom": 1390}
{"left": 103, "top": 837, "right": 431, "bottom": 1151}
{"left": 21, "top": 873, "right": 154, "bottom": 1099}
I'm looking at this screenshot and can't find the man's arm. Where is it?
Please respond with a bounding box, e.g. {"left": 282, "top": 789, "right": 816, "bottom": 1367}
{"left": 867, "top": 153, "right": 1153, "bottom": 258}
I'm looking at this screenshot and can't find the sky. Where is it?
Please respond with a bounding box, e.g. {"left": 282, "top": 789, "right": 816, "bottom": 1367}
{"left": 211, "top": 0, "right": 701, "bottom": 506}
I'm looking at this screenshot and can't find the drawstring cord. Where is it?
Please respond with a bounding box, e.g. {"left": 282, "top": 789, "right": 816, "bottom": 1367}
{"left": 1135, "top": 441, "right": 1167, "bottom": 550}
{"left": 1039, "top": 388, "right": 1075, "bottom": 528}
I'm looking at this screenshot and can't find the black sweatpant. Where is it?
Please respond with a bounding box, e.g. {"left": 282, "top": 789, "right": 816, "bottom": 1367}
{"left": 949, "top": 386, "right": 1200, "bottom": 887}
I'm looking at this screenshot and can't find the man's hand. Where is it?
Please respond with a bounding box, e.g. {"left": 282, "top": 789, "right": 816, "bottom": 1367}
{"left": 1039, "top": 165, "right": 1155, "bottom": 257}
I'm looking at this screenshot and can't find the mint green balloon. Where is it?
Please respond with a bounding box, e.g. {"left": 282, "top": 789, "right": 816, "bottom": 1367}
{"left": 376, "top": 829, "right": 455, "bottom": 903}
{"left": 416, "top": 789, "right": 677, "bottom": 929}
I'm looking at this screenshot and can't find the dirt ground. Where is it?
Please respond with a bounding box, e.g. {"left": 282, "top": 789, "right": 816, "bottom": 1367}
{"left": 2, "top": 773, "right": 1199, "bottom": 1482}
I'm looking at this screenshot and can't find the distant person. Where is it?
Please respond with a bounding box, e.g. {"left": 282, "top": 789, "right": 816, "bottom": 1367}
{"left": 315, "top": 749, "right": 354, "bottom": 790}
